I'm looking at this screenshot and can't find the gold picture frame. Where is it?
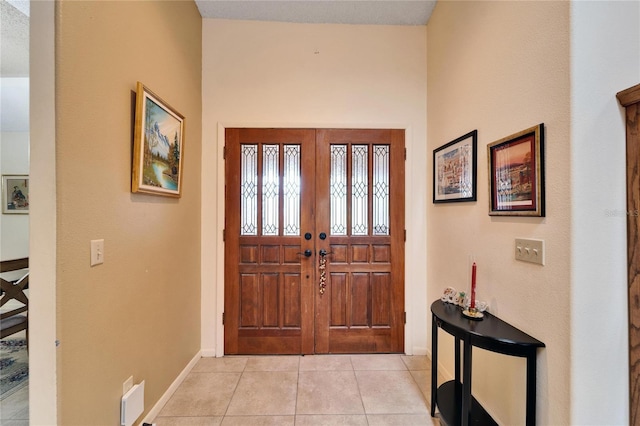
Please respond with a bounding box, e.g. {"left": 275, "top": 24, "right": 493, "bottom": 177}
{"left": 487, "top": 124, "right": 545, "bottom": 216}
{"left": 132, "top": 82, "right": 185, "bottom": 197}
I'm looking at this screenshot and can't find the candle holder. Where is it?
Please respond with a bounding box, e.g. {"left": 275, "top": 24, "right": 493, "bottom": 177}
{"left": 462, "top": 297, "right": 486, "bottom": 320}
{"left": 462, "top": 307, "right": 484, "bottom": 320}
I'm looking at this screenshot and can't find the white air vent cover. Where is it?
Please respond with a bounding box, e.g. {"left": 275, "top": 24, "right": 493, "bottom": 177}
{"left": 121, "top": 380, "right": 144, "bottom": 426}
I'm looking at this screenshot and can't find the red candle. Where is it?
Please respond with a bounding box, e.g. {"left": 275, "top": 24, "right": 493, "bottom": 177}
{"left": 470, "top": 262, "right": 476, "bottom": 309}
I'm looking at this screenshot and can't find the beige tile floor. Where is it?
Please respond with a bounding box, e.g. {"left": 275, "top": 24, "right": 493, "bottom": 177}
{"left": 153, "top": 354, "right": 441, "bottom": 426}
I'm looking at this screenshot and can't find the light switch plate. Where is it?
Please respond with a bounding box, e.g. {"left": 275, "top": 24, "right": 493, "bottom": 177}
{"left": 91, "top": 239, "right": 104, "bottom": 266}
{"left": 515, "top": 238, "right": 544, "bottom": 265}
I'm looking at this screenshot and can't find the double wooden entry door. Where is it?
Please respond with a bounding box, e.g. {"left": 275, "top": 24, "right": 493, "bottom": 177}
{"left": 224, "top": 128, "right": 405, "bottom": 355}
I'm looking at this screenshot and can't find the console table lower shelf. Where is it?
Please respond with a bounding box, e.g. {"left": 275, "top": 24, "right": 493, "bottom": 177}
{"left": 436, "top": 381, "right": 497, "bottom": 426}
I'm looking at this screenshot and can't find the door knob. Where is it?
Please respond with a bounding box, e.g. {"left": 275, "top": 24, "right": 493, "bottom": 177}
{"left": 297, "top": 249, "right": 313, "bottom": 257}
{"left": 319, "top": 232, "right": 327, "bottom": 240}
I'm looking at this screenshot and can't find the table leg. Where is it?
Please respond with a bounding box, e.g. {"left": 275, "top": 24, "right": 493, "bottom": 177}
{"left": 431, "top": 315, "right": 438, "bottom": 417}
{"left": 462, "top": 339, "right": 472, "bottom": 426}
{"left": 454, "top": 336, "right": 462, "bottom": 422}
{"left": 526, "top": 353, "right": 537, "bottom": 426}
{"left": 455, "top": 337, "right": 461, "bottom": 384}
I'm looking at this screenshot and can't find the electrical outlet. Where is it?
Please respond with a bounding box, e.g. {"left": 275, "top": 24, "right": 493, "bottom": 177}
{"left": 515, "top": 238, "right": 544, "bottom": 265}
{"left": 91, "top": 239, "right": 104, "bottom": 266}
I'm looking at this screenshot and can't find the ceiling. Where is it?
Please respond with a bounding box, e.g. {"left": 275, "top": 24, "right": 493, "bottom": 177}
{"left": 1, "top": 0, "right": 28, "bottom": 77}
{"left": 0, "top": 0, "right": 436, "bottom": 77}
{"left": 195, "top": 0, "right": 437, "bottom": 25}
{"left": 0, "top": 0, "right": 436, "bottom": 132}
{"left": 1, "top": 0, "right": 29, "bottom": 132}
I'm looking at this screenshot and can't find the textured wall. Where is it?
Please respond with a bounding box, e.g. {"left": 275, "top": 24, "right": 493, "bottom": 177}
{"left": 427, "top": 2, "right": 571, "bottom": 424}
{"left": 570, "top": 2, "right": 639, "bottom": 424}
{"left": 55, "top": 1, "right": 202, "bottom": 423}
{"left": 201, "top": 19, "right": 428, "bottom": 356}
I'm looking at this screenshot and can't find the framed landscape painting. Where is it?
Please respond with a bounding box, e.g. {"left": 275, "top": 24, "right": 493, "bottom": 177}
{"left": 2, "top": 175, "right": 29, "bottom": 214}
{"left": 433, "top": 130, "right": 477, "bottom": 203}
{"left": 487, "top": 124, "right": 545, "bottom": 216}
{"left": 132, "top": 82, "right": 185, "bottom": 197}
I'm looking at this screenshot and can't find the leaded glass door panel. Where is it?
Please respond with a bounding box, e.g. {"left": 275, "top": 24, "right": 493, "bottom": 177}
{"left": 225, "top": 128, "right": 316, "bottom": 354}
{"left": 315, "top": 129, "right": 405, "bottom": 354}
{"left": 224, "top": 128, "right": 405, "bottom": 355}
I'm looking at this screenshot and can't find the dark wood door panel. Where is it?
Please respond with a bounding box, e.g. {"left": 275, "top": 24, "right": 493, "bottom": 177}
{"left": 225, "top": 128, "right": 315, "bottom": 355}
{"left": 315, "top": 129, "right": 405, "bottom": 354}
{"left": 237, "top": 272, "right": 302, "bottom": 328}
{"left": 327, "top": 272, "right": 392, "bottom": 327}
{"left": 225, "top": 127, "right": 404, "bottom": 355}
{"left": 328, "top": 328, "right": 393, "bottom": 353}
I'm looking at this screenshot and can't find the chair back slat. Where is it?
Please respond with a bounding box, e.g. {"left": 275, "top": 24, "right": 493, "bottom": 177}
{"left": 0, "top": 257, "right": 29, "bottom": 340}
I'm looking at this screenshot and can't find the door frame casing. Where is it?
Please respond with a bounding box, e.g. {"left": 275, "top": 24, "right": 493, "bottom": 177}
{"left": 617, "top": 83, "right": 640, "bottom": 425}
{"left": 210, "top": 123, "right": 418, "bottom": 357}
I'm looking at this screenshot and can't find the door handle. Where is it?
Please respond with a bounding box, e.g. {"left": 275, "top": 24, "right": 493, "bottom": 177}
{"left": 318, "top": 249, "right": 333, "bottom": 295}
{"left": 298, "top": 249, "right": 312, "bottom": 258}
{"left": 319, "top": 253, "right": 327, "bottom": 295}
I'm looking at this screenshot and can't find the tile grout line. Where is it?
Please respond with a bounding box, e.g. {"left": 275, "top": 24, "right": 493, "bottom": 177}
{"left": 349, "top": 355, "right": 372, "bottom": 425}
{"left": 221, "top": 358, "right": 248, "bottom": 421}
{"left": 294, "top": 356, "right": 301, "bottom": 421}
{"left": 294, "top": 355, "right": 301, "bottom": 424}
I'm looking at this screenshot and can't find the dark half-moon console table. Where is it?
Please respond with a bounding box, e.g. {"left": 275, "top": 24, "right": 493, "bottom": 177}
{"left": 430, "top": 300, "right": 545, "bottom": 426}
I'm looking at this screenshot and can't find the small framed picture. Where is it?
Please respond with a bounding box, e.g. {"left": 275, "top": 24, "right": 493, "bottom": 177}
{"left": 132, "top": 82, "right": 185, "bottom": 197}
{"left": 433, "top": 130, "right": 477, "bottom": 203}
{"left": 2, "top": 175, "right": 29, "bottom": 214}
{"left": 487, "top": 124, "right": 545, "bottom": 216}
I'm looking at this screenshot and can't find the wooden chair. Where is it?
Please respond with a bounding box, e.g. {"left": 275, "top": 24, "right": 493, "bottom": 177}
{"left": 0, "top": 258, "right": 29, "bottom": 341}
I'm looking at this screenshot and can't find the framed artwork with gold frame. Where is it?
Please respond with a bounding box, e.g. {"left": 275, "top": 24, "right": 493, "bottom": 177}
{"left": 487, "top": 124, "right": 545, "bottom": 216}
{"left": 132, "top": 82, "right": 185, "bottom": 197}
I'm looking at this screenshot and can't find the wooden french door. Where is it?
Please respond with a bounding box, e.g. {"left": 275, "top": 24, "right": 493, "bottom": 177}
{"left": 224, "top": 128, "right": 405, "bottom": 355}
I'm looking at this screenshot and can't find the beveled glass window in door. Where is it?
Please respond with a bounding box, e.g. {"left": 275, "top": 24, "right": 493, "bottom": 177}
{"left": 283, "top": 145, "right": 301, "bottom": 236}
{"left": 330, "top": 144, "right": 390, "bottom": 236}
{"left": 330, "top": 145, "right": 347, "bottom": 235}
{"left": 262, "top": 145, "right": 279, "bottom": 235}
{"left": 240, "top": 144, "right": 301, "bottom": 236}
{"left": 373, "top": 145, "right": 390, "bottom": 235}
{"left": 352, "top": 145, "right": 369, "bottom": 236}
{"left": 240, "top": 144, "right": 258, "bottom": 235}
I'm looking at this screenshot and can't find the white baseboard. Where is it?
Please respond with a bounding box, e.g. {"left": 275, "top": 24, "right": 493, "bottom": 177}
{"left": 140, "top": 350, "right": 202, "bottom": 423}
{"left": 200, "top": 348, "right": 218, "bottom": 357}
{"left": 412, "top": 346, "right": 429, "bottom": 356}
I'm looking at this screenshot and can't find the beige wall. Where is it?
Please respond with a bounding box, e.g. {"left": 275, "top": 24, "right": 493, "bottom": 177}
{"left": 427, "top": 1, "right": 570, "bottom": 424}
{"left": 55, "top": 1, "right": 202, "bottom": 423}
{"left": 201, "top": 19, "right": 428, "bottom": 356}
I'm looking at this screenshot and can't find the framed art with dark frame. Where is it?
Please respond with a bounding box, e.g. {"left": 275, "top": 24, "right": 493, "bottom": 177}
{"left": 132, "top": 82, "right": 185, "bottom": 197}
{"left": 487, "top": 123, "right": 545, "bottom": 216}
{"left": 433, "top": 130, "right": 477, "bottom": 203}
